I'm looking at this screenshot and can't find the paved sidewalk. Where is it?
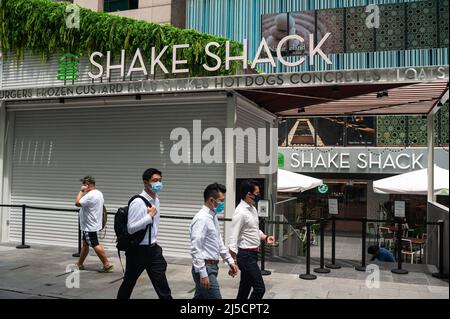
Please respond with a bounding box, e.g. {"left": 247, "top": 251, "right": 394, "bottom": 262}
{"left": 0, "top": 243, "right": 448, "bottom": 299}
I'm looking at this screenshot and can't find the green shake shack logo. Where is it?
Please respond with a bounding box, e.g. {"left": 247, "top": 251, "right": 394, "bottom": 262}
{"left": 318, "top": 184, "right": 329, "bottom": 194}
{"left": 278, "top": 153, "right": 285, "bottom": 168}
{"left": 57, "top": 54, "right": 79, "bottom": 81}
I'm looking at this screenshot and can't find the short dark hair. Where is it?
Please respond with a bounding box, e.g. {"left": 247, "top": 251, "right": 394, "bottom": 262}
{"left": 142, "top": 168, "right": 162, "bottom": 181}
{"left": 239, "top": 180, "right": 260, "bottom": 200}
{"left": 368, "top": 245, "right": 379, "bottom": 255}
{"left": 203, "top": 183, "right": 226, "bottom": 202}
{"left": 80, "top": 176, "right": 95, "bottom": 185}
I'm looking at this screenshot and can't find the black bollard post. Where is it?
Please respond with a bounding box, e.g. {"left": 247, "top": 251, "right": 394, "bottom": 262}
{"left": 326, "top": 216, "right": 341, "bottom": 269}
{"left": 16, "top": 205, "right": 30, "bottom": 249}
{"left": 300, "top": 222, "right": 317, "bottom": 280}
{"left": 72, "top": 212, "right": 81, "bottom": 258}
{"left": 314, "top": 218, "right": 330, "bottom": 274}
{"left": 260, "top": 218, "right": 271, "bottom": 276}
{"left": 432, "top": 221, "right": 448, "bottom": 279}
{"left": 376, "top": 222, "right": 380, "bottom": 247}
{"left": 355, "top": 218, "right": 367, "bottom": 271}
{"left": 392, "top": 219, "right": 408, "bottom": 275}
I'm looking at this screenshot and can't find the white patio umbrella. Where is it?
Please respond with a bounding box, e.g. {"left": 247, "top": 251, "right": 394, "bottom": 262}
{"left": 277, "top": 168, "right": 323, "bottom": 193}
{"left": 373, "top": 165, "right": 449, "bottom": 196}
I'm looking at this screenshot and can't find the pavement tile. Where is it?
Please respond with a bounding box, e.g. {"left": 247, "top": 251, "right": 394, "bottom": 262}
{"left": 0, "top": 243, "right": 448, "bottom": 299}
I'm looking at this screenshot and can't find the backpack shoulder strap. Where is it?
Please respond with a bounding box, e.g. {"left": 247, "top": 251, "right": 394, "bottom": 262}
{"left": 127, "top": 195, "right": 154, "bottom": 246}
{"left": 136, "top": 195, "right": 152, "bottom": 208}
{"left": 127, "top": 195, "right": 152, "bottom": 208}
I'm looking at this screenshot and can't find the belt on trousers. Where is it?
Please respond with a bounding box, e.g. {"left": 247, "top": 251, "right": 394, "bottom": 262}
{"left": 238, "top": 247, "right": 261, "bottom": 253}
{"left": 204, "top": 259, "right": 220, "bottom": 265}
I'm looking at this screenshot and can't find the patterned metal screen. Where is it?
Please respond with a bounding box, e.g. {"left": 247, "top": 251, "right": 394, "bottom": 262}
{"left": 260, "top": 0, "right": 448, "bottom": 55}
{"left": 377, "top": 103, "right": 449, "bottom": 146}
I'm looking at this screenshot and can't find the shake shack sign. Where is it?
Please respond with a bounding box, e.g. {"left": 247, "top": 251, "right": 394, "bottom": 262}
{"left": 278, "top": 147, "right": 449, "bottom": 174}
{"left": 85, "top": 35, "right": 332, "bottom": 78}
{"left": 0, "top": 66, "right": 447, "bottom": 101}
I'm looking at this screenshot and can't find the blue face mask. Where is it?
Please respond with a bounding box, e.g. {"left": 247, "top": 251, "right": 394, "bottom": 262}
{"left": 214, "top": 201, "right": 225, "bottom": 214}
{"left": 151, "top": 182, "right": 163, "bottom": 193}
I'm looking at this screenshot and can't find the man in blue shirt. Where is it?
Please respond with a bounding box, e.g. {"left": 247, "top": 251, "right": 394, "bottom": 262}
{"left": 368, "top": 245, "right": 396, "bottom": 262}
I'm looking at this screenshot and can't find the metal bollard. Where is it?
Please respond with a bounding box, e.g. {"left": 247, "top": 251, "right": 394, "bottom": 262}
{"left": 326, "top": 216, "right": 341, "bottom": 269}
{"left": 300, "top": 222, "right": 317, "bottom": 280}
{"left": 72, "top": 213, "right": 81, "bottom": 257}
{"left": 16, "top": 205, "right": 30, "bottom": 249}
{"left": 260, "top": 218, "right": 271, "bottom": 276}
{"left": 355, "top": 218, "right": 367, "bottom": 271}
{"left": 391, "top": 219, "right": 408, "bottom": 275}
{"left": 314, "top": 218, "right": 330, "bottom": 274}
{"left": 432, "top": 220, "right": 448, "bottom": 279}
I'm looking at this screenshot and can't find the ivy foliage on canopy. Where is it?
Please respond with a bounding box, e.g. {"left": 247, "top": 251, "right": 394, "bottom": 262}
{"left": 0, "top": 0, "right": 243, "bottom": 76}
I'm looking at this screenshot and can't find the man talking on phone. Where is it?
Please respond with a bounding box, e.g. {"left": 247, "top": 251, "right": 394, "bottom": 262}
{"left": 75, "top": 176, "right": 113, "bottom": 273}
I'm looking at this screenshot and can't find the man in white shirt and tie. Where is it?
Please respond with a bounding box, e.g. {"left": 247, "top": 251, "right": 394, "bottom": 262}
{"left": 117, "top": 168, "right": 172, "bottom": 299}
{"left": 190, "top": 183, "right": 238, "bottom": 299}
{"left": 228, "top": 180, "right": 275, "bottom": 299}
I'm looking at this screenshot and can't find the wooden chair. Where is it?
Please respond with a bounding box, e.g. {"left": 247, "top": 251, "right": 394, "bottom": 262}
{"left": 379, "top": 226, "right": 394, "bottom": 250}
{"left": 401, "top": 239, "right": 418, "bottom": 264}
{"left": 367, "top": 223, "right": 377, "bottom": 245}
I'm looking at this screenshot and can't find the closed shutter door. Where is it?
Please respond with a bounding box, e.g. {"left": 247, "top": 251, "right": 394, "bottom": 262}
{"left": 236, "top": 100, "right": 273, "bottom": 179}
{"left": 9, "top": 94, "right": 227, "bottom": 257}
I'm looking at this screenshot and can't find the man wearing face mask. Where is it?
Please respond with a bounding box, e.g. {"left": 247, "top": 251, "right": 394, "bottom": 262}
{"left": 117, "top": 168, "right": 172, "bottom": 299}
{"left": 189, "top": 183, "right": 239, "bottom": 299}
{"left": 228, "top": 180, "right": 275, "bottom": 299}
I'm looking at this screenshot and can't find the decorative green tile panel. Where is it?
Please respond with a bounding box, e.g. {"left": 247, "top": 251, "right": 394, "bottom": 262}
{"left": 377, "top": 116, "right": 408, "bottom": 145}
{"left": 317, "top": 8, "right": 345, "bottom": 54}
{"left": 376, "top": 3, "right": 406, "bottom": 51}
{"left": 406, "top": 0, "right": 438, "bottom": 49}
{"left": 438, "top": 102, "right": 449, "bottom": 145}
{"left": 377, "top": 103, "right": 449, "bottom": 146}
{"left": 346, "top": 6, "right": 375, "bottom": 53}
{"left": 439, "top": 0, "right": 450, "bottom": 48}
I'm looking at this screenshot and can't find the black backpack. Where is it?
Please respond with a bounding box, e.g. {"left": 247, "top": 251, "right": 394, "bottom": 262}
{"left": 114, "top": 195, "right": 152, "bottom": 252}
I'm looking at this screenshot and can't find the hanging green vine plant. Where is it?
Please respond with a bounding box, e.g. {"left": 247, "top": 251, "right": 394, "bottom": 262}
{"left": 0, "top": 0, "right": 243, "bottom": 77}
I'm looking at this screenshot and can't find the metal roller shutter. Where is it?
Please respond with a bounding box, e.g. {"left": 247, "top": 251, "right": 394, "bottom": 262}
{"left": 236, "top": 97, "right": 275, "bottom": 179}
{"left": 9, "top": 94, "right": 227, "bottom": 257}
